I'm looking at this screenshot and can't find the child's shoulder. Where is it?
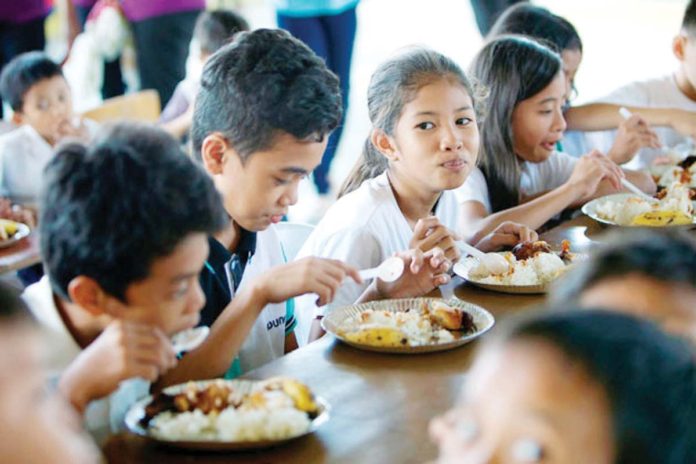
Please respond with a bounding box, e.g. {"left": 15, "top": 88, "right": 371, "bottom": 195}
{"left": 322, "top": 173, "right": 398, "bottom": 228}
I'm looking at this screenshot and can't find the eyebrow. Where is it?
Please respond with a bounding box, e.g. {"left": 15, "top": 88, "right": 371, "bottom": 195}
{"left": 414, "top": 106, "right": 474, "bottom": 117}
{"left": 537, "top": 97, "right": 559, "bottom": 105}
{"left": 170, "top": 272, "right": 200, "bottom": 283}
{"left": 280, "top": 167, "right": 310, "bottom": 175}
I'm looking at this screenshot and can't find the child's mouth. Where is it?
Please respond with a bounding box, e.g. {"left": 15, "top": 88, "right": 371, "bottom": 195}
{"left": 442, "top": 159, "right": 466, "bottom": 171}
{"left": 541, "top": 141, "right": 556, "bottom": 151}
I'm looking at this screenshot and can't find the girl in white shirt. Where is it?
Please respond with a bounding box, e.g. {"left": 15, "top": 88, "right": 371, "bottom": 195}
{"left": 296, "top": 47, "right": 534, "bottom": 338}
{"left": 457, "top": 36, "right": 655, "bottom": 246}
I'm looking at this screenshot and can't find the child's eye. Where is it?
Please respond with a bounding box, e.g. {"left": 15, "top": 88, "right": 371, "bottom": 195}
{"left": 415, "top": 122, "right": 434, "bottom": 130}
{"left": 273, "top": 177, "right": 290, "bottom": 186}
{"left": 456, "top": 117, "right": 473, "bottom": 126}
{"left": 511, "top": 438, "right": 546, "bottom": 463}
{"left": 37, "top": 100, "right": 49, "bottom": 111}
{"left": 539, "top": 110, "right": 553, "bottom": 115}
{"left": 172, "top": 282, "right": 190, "bottom": 299}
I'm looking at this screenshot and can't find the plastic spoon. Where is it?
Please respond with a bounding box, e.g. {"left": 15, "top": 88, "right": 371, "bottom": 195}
{"left": 618, "top": 107, "right": 659, "bottom": 203}
{"left": 171, "top": 326, "right": 210, "bottom": 354}
{"left": 456, "top": 240, "right": 510, "bottom": 275}
{"left": 358, "top": 256, "right": 405, "bottom": 283}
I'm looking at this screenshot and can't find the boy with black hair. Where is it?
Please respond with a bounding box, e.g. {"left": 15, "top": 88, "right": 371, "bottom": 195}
{"left": 551, "top": 229, "right": 696, "bottom": 343}
{"left": 183, "top": 28, "right": 452, "bottom": 380}
{"left": 160, "top": 9, "right": 250, "bottom": 140}
{"left": 22, "top": 122, "right": 228, "bottom": 438}
{"left": 0, "top": 51, "right": 92, "bottom": 203}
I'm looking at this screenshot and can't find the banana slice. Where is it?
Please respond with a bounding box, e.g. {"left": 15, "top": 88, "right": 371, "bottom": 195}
{"left": 630, "top": 210, "right": 693, "bottom": 227}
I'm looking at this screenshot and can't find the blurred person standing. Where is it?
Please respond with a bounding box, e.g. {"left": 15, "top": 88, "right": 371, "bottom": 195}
{"left": 276, "top": 0, "right": 359, "bottom": 207}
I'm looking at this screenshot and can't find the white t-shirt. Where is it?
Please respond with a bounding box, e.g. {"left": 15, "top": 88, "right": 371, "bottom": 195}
{"left": 566, "top": 74, "right": 696, "bottom": 169}
{"left": 233, "top": 226, "right": 294, "bottom": 374}
{"left": 0, "top": 121, "right": 99, "bottom": 204}
{"left": 454, "top": 152, "right": 578, "bottom": 213}
{"left": 22, "top": 277, "right": 149, "bottom": 442}
{"left": 294, "top": 172, "right": 461, "bottom": 320}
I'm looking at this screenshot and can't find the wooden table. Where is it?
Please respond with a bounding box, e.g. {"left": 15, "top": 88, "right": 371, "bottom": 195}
{"left": 0, "top": 232, "right": 40, "bottom": 274}
{"left": 103, "top": 216, "right": 605, "bottom": 464}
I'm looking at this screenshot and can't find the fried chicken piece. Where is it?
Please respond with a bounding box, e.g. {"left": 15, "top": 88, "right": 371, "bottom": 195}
{"left": 512, "top": 241, "right": 552, "bottom": 261}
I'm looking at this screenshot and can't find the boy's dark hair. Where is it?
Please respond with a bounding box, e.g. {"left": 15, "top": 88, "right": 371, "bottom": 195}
{"left": 0, "top": 282, "right": 31, "bottom": 322}
{"left": 194, "top": 10, "right": 249, "bottom": 56}
{"left": 191, "top": 28, "right": 342, "bottom": 161}
{"left": 488, "top": 4, "right": 582, "bottom": 54}
{"left": 470, "top": 35, "right": 562, "bottom": 212}
{"left": 496, "top": 309, "right": 696, "bottom": 464}
{"left": 551, "top": 230, "right": 696, "bottom": 303}
{"left": 40, "top": 123, "right": 228, "bottom": 302}
{"left": 0, "top": 51, "right": 64, "bottom": 112}
{"left": 683, "top": 0, "right": 696, "bottom": 35}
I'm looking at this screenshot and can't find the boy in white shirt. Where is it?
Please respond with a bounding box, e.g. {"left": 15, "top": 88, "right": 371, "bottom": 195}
{"left": 185, "top": 29, "right": 452, "bottom": 375}
{"left": 0, "top": 51, "right": 92, "bottom": 204}
{"left": 564, "top": 0, "right": 696, "bottom": 169}
{"left": 22, "top": 123, "right": 228, "bottom": 440}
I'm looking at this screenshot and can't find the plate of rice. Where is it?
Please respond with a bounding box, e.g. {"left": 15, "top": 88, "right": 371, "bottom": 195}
{"left": 582, "top": 186, "right": 695, "bottom": 228}
{"left": 124, "top": 377, "right": 329, "bottom": 450}
{"left": 453, "top": 240, "right": 580, "bottom": 294}
{"left": 322, "top": 297, "right": 494, "bottom": 354}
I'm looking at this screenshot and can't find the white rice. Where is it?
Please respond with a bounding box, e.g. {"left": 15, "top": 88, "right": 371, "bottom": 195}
{"left": 465, "top": 251, "right": 570, "bottom": 286}
{"left": 150, "top": 406, "right": 311, "bottom": 442}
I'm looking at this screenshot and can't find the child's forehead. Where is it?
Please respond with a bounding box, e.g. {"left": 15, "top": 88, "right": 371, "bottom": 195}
{"left": 24, "top": 75, "right": 69, "bottom": 96}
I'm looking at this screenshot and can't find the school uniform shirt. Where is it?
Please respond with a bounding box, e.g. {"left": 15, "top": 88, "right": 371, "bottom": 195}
{"left": 564, "top": 74, "right": 696, "bottom": 169}
{"left": 198, "top": 226, "right": 297, "bottom": 376}
{"left": 294, "top": 172, "right": 461, "bottom": 320}
{"left": 21, "top": 277, "right": 149, "bottom": 443}
{"left": 0, "top": 121, "right": 98, "bottom": 204}
{"left": 454, "top": 151, "right": 578, "bottom": 214}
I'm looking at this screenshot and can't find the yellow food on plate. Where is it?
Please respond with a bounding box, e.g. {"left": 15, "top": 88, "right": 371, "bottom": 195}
{"left": 0, "top": 219, "right": 18, "bottom": 241}
{"left": 630, "top": 210, "right": 693, "bottom": 226}
{"left": 343, "top": 326, "right": 408, "bottom": 347}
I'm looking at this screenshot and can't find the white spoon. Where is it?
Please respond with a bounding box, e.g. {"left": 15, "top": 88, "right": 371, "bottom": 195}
{"left": 358, "top": 256, "right": 405, "bottom": 283}
{"left": 171, "top": 326, "right": 210, "bottom": 354}
{"left": 456, "top": 240, "right": 510, "bottom": 275}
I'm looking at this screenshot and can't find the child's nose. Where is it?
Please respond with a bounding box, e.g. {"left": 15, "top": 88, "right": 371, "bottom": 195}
{"left": 440, "top": 127, "right": 464, "bottom": 151}
{"left": 553, "top": 107, "right": 568, "bottom": 133}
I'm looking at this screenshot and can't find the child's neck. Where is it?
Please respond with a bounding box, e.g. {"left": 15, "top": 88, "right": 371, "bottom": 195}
{"left": 675, "top": 69, "right": 696, "bottom": 102}
{"left": 387, "top": 171, "right": 441, "bottom": 228}
{"left": 54, "top": 294, "right": 112, "bottom": 349}
{"left": 214, "top": 220, "right": 241, "bottom": 253}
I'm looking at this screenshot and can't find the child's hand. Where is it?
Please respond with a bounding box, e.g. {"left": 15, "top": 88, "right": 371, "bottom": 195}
{"left": 473, "top": 221, "right": 538, "bottom": 252}
{"left": 668, "top": 109, "right": 696, "bottom": 139}
{"left": 59, "top": 320, "right": 177, "bottom": 412}
{"left": 254, "top": 257, "right": 362, "bottom": 307}
{"left": 566, "top": 150, "right": 624, "bottom": 199}
{"left": 374, "top": 247, "right": 451, "bottom": 299}
{"left": 57, "top": 117, "right": 90, "bottom": 143}
{"left": 410, "top": 216, "right": 461, "bottom": 263}
{"left": 607, "top": 114, "right": 660, "bottom": 164}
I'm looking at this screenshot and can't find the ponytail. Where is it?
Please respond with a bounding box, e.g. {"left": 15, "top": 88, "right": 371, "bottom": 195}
{"left": 338, "top": 137, "right": 388, "bottom": 198}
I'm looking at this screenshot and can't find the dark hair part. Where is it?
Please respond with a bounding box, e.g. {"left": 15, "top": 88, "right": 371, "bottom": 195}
{"left": 191, "top": 28, "right": 341, "bottom": 161}
{"left": 551, "top": 229, "right": 696, "bottom": 302}
{"left": 0, "top": 282, "right": 31, "bottom": 323}
{"left": 194, "top": 9, "right": 249, "bottom": 56}
{"left": 488, "top": 4, "right": 582, "bottom": 54}
{"left": 338, "top": 47, "right": 480, "bottom": 197}
{"left": 0, "top": 51, "right": 64, "bottom": 112}
{"left": 41, "top": 123, "right": 228, "bottom": 301}
{"left": 683, "top": 0, "right": 696, "bottom": 35}
{"left": 496, "top": 309, "right": 696, "bottom": 464}
{"left": 470, "top": 35, "right": 562, "bottom": 212}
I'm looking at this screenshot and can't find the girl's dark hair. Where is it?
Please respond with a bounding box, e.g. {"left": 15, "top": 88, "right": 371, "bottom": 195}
{"left": 470, "top": 35, "right": 562, "bottom": 212}
{"left": 496, "top": 309, "right": 696, "bottom": 464}
{"left": 488, "top": 3, "right": 582, "bottom": 54}
{"left": 338, "top": 47, "right": 480, "bottom": 197}
{"left": 193, "top": 10, "right": 249, "bottom": 56}
{"left": 551, "top": 229, "right": 696, "bottom": 303}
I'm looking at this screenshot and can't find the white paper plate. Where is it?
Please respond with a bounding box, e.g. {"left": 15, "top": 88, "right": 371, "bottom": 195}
{"left": 124, "top": 379, "right": 329, "bottom": 451}
{"left": 581, "top": 193, "right": 696, "bottom": 228}
{"left": 322, "top": 297, "right": 494, "bottom": 354}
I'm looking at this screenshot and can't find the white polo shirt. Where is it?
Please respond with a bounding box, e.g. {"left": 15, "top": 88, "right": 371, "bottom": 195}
{"left": 294, "top": 172, "right": 461, "bottom": 321}
{"left": 455, "top": 152, "right": 578, "bottom": 213}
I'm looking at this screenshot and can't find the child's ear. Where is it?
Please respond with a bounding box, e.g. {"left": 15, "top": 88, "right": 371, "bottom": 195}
{"left": 67, "top": 276, "right": 116, "bottom": 317}
{"left": 11, "top": 111, "right": 23, "bottom": 125}
{"left": 371, "top": 129, "right": 399, "bottom": 161}
{"left": 201, "top": 133, "right": 232, "bottom": 175}
{"left": 674, "top": 34, "right": 687, "bottom": 61}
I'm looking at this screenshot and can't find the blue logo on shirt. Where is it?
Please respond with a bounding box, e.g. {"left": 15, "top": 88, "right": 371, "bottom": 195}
{"left": 267, "top": 316, "right": 285, "bottom": 331}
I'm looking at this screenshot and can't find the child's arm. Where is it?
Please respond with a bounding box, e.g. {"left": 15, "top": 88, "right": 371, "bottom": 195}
{"left": 566, "top": 103, "right": 696, "bottom": 137}
{"left": 461, "top": 151, "right": 624, "bottom": 244}
{"left": 155, "top": 257, "right": 361, "bottom": 388}
{"left": 58, "top": 320, "right": 177, "bottom": 414}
